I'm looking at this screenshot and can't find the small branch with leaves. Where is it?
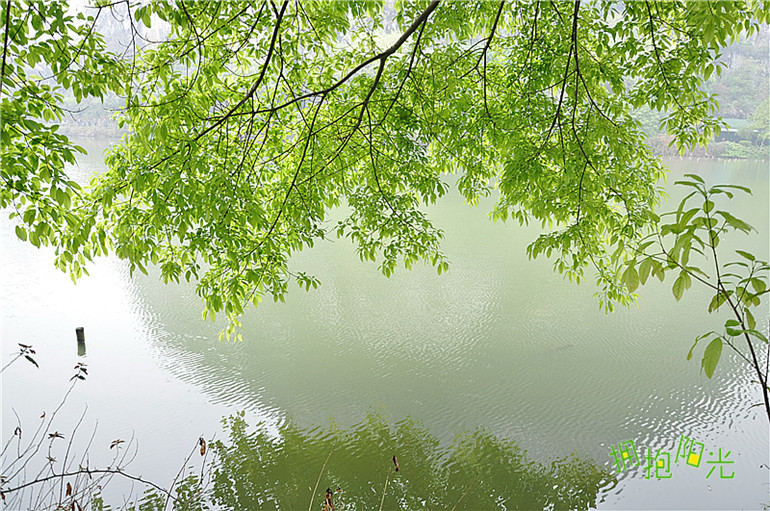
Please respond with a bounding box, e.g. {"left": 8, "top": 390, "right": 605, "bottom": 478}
{"left": 623, "top": 174, "right": 769, "bottom": 422}
{"left": 1, "top": 343, "right": 39, "bottom": 373}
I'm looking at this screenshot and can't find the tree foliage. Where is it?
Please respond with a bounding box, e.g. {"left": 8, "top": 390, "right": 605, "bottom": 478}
{"left": 751, "top": 97, "right": 770, "bottom": 145}
{"left": 2, "top": 0, "right": 769, "bottom": 335}
{"left": 1, "top": 0, "right": 124, "bottom": 253}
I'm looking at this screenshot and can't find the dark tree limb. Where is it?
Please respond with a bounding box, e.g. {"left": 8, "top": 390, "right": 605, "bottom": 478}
{"left": 0, "top": 0, "right": 12, "bottom": 100}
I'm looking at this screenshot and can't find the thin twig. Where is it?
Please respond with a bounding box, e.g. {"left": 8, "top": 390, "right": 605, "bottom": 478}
{"left": 450, "top": 475, "right": 478, "bottom": 511}
{"left": 2, "top": 469, "right": 179, "bottom": 503}
{"left": 378, "top": 464, "right": 391, "bottom": 511}
{"left": 308, "top": 444, "right": 335, "bottom": 511}
{"left": 0, "top": 0, "right": 12, "bottom": 100}
{"left": 164, "top": 439, "right": 199, "bottom": 511}
{"left": 1, "top": 353, "right": 23, "bottom": 373}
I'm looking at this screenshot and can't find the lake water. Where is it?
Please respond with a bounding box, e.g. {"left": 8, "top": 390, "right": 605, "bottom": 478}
{"left": 2, "top": 139, "right": 768, "bottom": 509}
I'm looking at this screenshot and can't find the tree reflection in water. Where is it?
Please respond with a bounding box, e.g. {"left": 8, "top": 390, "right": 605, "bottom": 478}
{"left": 211, "top": 412, "right": 616, "bottom": 510}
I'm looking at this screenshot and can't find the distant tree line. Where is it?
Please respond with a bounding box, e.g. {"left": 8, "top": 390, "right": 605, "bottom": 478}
{"left": 636, "top": 26, "right": 769, "bottom": 158}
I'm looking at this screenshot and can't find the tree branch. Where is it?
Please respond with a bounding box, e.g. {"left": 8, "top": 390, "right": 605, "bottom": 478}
{"left": 2, "top": 468, "right": 180, "bottom": 503}
{"left": 0, "top": 0, "right": 12, "bottom": 100}
{"left": 538, "top": 1, "right": 579, "bottom": 152}
{"left": 644, "top": 1, "right": 685, "bottom": 112}
{"left": 193, "top": 0, "right": 289, "bottom": 143}
{"left": 225, "top": 0, "right": 440, "bottom": 119}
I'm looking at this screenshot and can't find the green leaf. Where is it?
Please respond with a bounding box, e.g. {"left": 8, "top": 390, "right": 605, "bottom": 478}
{"left": 680, "top": 207, "right": 700, "bottom": 227}
{"left": 672, "top": 271, "right": 691, "bottom": 301}
{"left": 751, "top": 278, "right": 766, "bottom": 294}
{"left": 622, "top": 265, "right": 640, "bottom": 292}
{"left": 716, "top": 211, "right": 753, "bottom": 233}
{"left": 638, "top": 257, "right": 653, "bottom": 285}
{"left": 724, "top": 319, "right": 742, "bottom": 337}
{"left": 715, "top": 183, "right": 752, "bottom": 194}
{"left": 745, "top": 308, "right": 756, "bottom": 330}
{"left": 29, "top": 229, "right": 40, "bottom": 248}
{"left": 688, "top": 331, "right": 715, "bottom": 361}
{"left": 652, "top": 260, "right": 665, "bottom": 282}
{"left": 683, "top": 173, "right": 705, "bottom": 184}
{"left": 682, "top": 271, "right": 692, "bottom": 290}
{"left": 747, "top": 329, "right": 768, "bottom": 344}
{"left": 735, "top": 286, "right": 755, "bottom": 307}
{"left": 15, "top": 225, "right": 27, "bottom": 241}
{"left": 23, "top": 209, "right": 36, "bottom": 224}
{"left": 675, "top": 191, "right": 697, "bottom": 219}
{"left": 735, "top": 250, "right": 756, "bottom": 262}
{"left": 708, "top": 291, "right": 728, "bottom": 313}
{"left": 701, "top": 338, "right": 722, "bottom": 379}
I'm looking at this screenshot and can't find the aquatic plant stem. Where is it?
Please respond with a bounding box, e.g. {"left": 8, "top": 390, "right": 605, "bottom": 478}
{"left": 450, "top": 475, "right": 478, "bottom": 511}
{"left": 1, "top": 354, "right": 23, "bottom": 373}
{"left": 164, "top": 439, "right": 199, "bottom": 510}
{"left": 308, "top": 443, "right": 334, "bottom": 511}
{"left": 378, "top": 464, "right": 392, "bottom": 511}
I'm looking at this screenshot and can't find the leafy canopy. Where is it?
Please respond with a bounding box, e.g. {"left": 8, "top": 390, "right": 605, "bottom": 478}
{"left": 3, "top": 1, "right": 769, "bottom": 336}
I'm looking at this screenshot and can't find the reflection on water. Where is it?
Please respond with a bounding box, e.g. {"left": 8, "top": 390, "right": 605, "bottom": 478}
{"left": 211, "top": 411, "right": 616, "bottom": 510}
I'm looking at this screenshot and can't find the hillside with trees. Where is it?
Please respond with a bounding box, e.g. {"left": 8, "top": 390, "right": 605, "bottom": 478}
{"left": 639, "top": 26, "right": 769, "bottom": 158}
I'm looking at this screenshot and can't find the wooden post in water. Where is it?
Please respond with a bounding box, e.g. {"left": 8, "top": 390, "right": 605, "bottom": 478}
{"left": 76, "top": 327, "right": 86, "bottom": 357}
